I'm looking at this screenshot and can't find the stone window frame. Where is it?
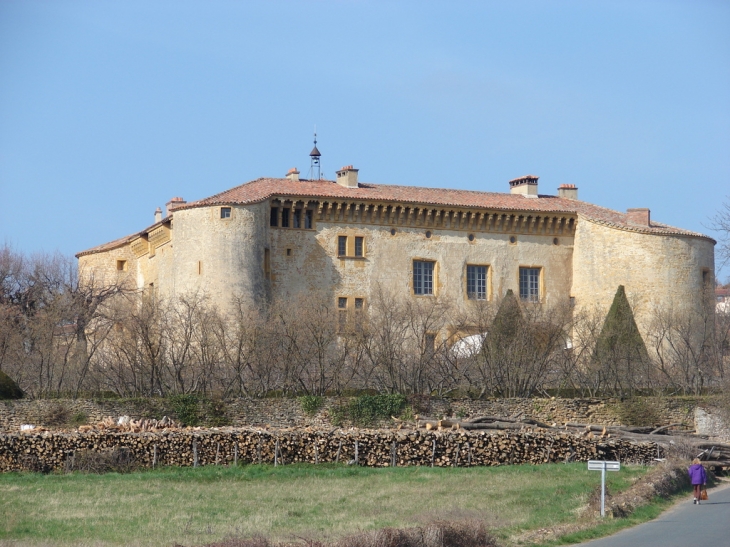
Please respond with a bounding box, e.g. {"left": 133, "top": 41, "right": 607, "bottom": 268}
{"left": 220, "top": 207, "right": 232, "bottom": 219}
{"left": 269, "top": 200, "right": 316, "bottom": 230}
{"left": 336, "top": 296, "right": 366, "bottom": 334}
{"left": 116, "top": 259, "right": 128, "bottom": 272}
{"left": 413, "top": 259, "right": 437, "bottom": 296}
{"left": 519, "top": 266, "right": 542, "bottom": 303}
{"left": 337, "top": 234, "right": 367, "bottom": 259}
{"left": 424, "top": 332, "right": 437, "bottom": 357}
{"left": 465, "top": 264, "right": 489, "bottom": 301}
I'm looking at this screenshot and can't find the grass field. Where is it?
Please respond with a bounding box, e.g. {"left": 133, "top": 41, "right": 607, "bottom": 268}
{"left": 0, "top": 463, "right": 661, "bottom": 547}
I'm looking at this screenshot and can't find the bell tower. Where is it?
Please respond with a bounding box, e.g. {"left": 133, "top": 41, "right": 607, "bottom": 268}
{"left": 309, "top": 132, "right": 321, "bottom": 180}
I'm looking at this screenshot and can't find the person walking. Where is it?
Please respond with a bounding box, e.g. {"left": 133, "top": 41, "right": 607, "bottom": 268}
{"left": 688, "top": 458, "right": 707, "bottom": 504}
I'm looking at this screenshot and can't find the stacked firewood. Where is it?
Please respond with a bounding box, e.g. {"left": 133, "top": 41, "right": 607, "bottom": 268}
{"left": 0, "top": 427, "right": 661, "bottom": 473}
{"left": 415, "top": 414, "right": 730, "bottom": 467}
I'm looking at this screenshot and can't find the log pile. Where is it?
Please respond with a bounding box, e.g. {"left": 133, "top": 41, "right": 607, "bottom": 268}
{"left": 0, "top": 427, "right": 661, "bottom": 473}
{"left": 415, "top": 414, "right": 730, "bottom": 468}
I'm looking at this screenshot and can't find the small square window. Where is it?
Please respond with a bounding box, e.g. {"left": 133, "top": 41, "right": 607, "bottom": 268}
{"left": 338, "top": 297, "right": 348, "bottom": 309}
{"left": 354, "top": 298, "right": 364, "bottom": 309}
{"left": 116, "top": 260, "right": 127, "bottom": 272}
{"left": 354, "top": 236, "right": 364, "bottom": 257}
{"left": 338, "top": 236, "right": 347, "bottom": 256}
{"left": 221, "top": 207, "right": 231, "bottom": 219}
{"left": 286, "top": 248, "right": 292, "bottom": 256}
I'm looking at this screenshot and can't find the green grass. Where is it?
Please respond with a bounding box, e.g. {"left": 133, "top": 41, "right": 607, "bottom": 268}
{"left": 531, "top": 495, "right": 681, "bottom": 546}
{"left": 0, "top": 463, "right": 654, "bottom": 547}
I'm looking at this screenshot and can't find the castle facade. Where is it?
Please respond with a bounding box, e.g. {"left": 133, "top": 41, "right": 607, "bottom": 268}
{"left": 77, "top": 166, "right": 715, "bottom": 338}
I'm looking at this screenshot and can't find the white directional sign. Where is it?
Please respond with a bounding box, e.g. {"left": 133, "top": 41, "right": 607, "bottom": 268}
{"left": 588, "top": 460, "right": 621, "bottom": 517}
{"left": 588, "top": 460, "right": 620, "bottom": 471}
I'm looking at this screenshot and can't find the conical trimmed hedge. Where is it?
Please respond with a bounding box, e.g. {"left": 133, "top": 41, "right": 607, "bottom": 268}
{"left": 0, "top": 369, "right": 23, "bottom": 399}
{"left": 593, "top": 285, "right": 650, "bottom": 394}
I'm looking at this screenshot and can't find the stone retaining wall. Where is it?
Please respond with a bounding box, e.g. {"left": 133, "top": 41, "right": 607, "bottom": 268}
{"left": 0, "top": 395, "right": 717, "bottom": 433}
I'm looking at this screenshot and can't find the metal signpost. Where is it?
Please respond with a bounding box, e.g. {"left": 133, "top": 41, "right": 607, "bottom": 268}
{"left": 587, "top": 460, "right": 621, "bottom": 517}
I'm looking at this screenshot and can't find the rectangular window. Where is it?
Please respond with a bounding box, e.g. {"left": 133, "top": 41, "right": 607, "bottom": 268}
{"left": 425, "top": 333, "right": 436, "bottom": 357}
{"left": 466, "top": 265, "right": 487, "bottom": 300}
{"left": 304, "top": 209, "right": 313, "bottom": 229}
{"left": 354, "top": 298, "right": 364, "bottom": 331}
{"left": 281, "top": 208, "right": 290, "bottom": 228}
{"left": 337, "top": 297, "right": 348, "bottom": 332}
{"left": 338, "top": 236, "right": 347, "bottom": 257}
{"left": 270, "top": 207, "right": 279, "bottom": 227}
{"left": 413, "top": 260, "right": 435, "bottom": 295}
{"left": 116, "top": 260, "right": 127, "bottom": 272}
{"left": 519, "top": 267, "right": 541, "bottom": 302}
{"left": 221, "top": 207, "right": 231, "bottom": 219}
{"left": 293, "top": 209, "right": 301, "bottom": 229}
{"left": 354, "top": 236, "right": 364, "bottom": 257}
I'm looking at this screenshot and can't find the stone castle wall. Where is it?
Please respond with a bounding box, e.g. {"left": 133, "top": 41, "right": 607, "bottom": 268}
{"left": 172, "top": 203, "right": 269, "bottom": 307}
{"left": 571, "top": 216, "right": 715, "bottom": 339}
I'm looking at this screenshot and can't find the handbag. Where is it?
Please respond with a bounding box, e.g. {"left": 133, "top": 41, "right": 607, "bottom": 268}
{"left": 700, "top": 489, "right": 708, "bottom": 501}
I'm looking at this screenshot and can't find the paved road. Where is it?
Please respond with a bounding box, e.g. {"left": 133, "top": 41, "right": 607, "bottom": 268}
{"left": 573, "top": 480, "right": 730, "bottom": 547}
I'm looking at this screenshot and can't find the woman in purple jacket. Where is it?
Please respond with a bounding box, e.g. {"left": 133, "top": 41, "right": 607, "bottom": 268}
{"left": 688, "top": 458, "right": 707, "bottom": 504}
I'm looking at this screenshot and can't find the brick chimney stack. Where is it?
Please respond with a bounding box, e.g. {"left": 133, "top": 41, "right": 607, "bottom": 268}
{"left": 285, "top": 168, "right": 300, "bottom": 181}
{"left": 558, "top": 184, "right": 578, "bottom": 200}
{"left": 509, "top": 175, "right": 539, "bottom": 196}
{"left": 165, "top": 197, "right": 186, "bottom": 217}
{"left": 336, "top": 165, "right": 359, "bottom": 188}
{"left": 626, "top": 208, "right": 651, "bottom": 227}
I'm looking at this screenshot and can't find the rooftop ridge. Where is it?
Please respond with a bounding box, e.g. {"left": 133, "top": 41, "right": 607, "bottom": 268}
{"left": 77, "top": 176, "right": 715, "bottom": 257}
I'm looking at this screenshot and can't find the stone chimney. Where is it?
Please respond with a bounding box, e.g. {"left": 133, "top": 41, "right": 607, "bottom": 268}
{"left": 509, "top": 175, "right": 539, "bottom": 196}
{"left": 165, "top": 197, "right": 186, "bottom": 217}
{"left": 285, "top": 168, "right": 300, "bottom": 181}
{"left": 626, "top": 208, "right": 651, "bottom": 227}
{"left": 154, "top": 207, "right": 162, "bottom": 223}
{"left": 336, "top": 165, "right": 359, "bottom": 188}
{"left": 558, "top": 184, "right": 578, "bottom": 200}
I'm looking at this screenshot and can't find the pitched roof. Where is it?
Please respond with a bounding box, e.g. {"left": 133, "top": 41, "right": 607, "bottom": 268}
{"left": 77, "top": 177, "right": 714, "bottom": 257}
{"left": 183, "top": 177, "right": 713, "bottom": 240}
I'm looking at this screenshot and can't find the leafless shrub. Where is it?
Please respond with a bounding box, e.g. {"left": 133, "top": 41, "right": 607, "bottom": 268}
{"left": 42, "top": 401, "right": 70, "bottom": 426}
{"left": 664, "top": 436, "right": 704, "bottom": 462}
{"left": 188, "top": 521, "right": 497, "bottom": 547}
{"left": 64, "top": 447, "right": 136, "bottom": 474}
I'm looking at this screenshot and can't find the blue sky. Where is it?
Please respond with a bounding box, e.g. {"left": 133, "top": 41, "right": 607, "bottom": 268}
{"left": 1, "top": 0, "right": 729, "bottom": 280}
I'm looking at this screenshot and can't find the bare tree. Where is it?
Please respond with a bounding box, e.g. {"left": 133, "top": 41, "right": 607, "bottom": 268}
{"left": 710, "top": 197, "right": 730, "bottom": 273}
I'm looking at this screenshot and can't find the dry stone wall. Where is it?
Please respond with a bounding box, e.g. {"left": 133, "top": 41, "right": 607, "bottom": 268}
{"left": 0, "top": 396, "right": 719, "bottom": 434}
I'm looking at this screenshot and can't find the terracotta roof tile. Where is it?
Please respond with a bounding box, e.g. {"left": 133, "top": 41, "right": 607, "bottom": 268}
{"left": 77, "top": 177, "right": 714, "bottom": 257}
{"left": 182, "top": 177, "right": 713, "bottom": 240}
